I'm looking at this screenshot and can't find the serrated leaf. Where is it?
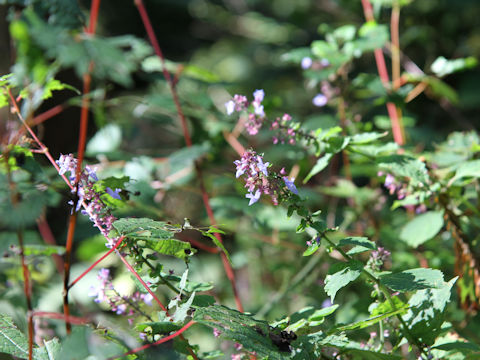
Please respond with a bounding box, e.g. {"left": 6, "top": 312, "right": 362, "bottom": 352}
{"left": 402, "top": 277, "right": 457, "bottom": 346}
{"left": 192, "top": 295, "right": 216, "bottom": 307}
{"left": 325, "top": 260, "right": 363, "bottom": 301}
{"left": 112, "top": 218, "right": 176, "bottom": 241}
{"left": 379, "top": 268, "right": 445, "bottom": 292}
{"left": 303, "top": 153, "right": 333, "bottom": 183}
{"left": 338, "top": 237, "right": 376, "bottom": 255}
{"left": 194, "top": 305, "right": 286, "bottom": 359}
{"left": 399, "top": 211, "right": 444, "bottom": 247}
{"left": 378, "top": 155, "right": 429, "bottom": 186}
{"left": 0, "top": 313, "right": 29, "bottom": 359}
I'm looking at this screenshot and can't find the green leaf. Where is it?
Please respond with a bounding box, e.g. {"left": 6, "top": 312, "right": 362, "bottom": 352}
{"left": 379, "top": 268, "right": 445, "bottom": 292}
{"left": 303, "top": 241, "right": 320, "bottom": 257}
{"left": 308, "top": 305, "right": 339, "bottom": 321}
{"left": 112, "top": 218, "right": 176, "bottom": 241}
{"left": 0, "top": 313, "right": 29, "bottom": 359}
{"left": 23, "top": 244, "right": 65, "bottom": 256}
{"left": 192, "top": 295, "right": 216, "bottom": 307}
{"left": 173, "top": 292, "right": 196, "bottom": 322}
{"left": 378, "top": 155, "right": 430, "bottom": 186}
{"left": 201, "top": 230, "right": 231, "bottom": 264}
{"left": 399, "top": 211, "right": 444, "bottom": 247}
{"left": 194, "top": 305, "right": 286, "bottom": 359}
{"left": 34, "top": 338, "right": 62, "bottom": 360}
{"left": 325, "top": 260, "right": 364, "bottom": 301}
{"left": 449, "top": 159, "right": 480, "bottom": 185}
{"left": 136, "top": 321, "right": 181, "bottom": 335}
{"left": 338, "top": 237, "right": 376, "bottom": 255}
{"left": 431, "top": 56, "right": 477, "bottom": 77}
{"left": 86, "top": 124, "right": 122, "bottom": 155}
{"left": 402, "top": 277, "right": 457, "bottom": 345}
{"left": 343, "top": 349, "right": 403, "bottom": 359}
{"left": 148, "top": 238, "right": 195, "bottom": 260}
{"left": 350, "top": 132, "right": 388, "bottom": 145}
{"left": 303, "top": 153, "right": 333, "bottom": 183}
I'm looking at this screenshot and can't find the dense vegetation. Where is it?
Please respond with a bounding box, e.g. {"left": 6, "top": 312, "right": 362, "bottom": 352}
{"left": 1, "top": 0, "right": 480, "bottom": 359}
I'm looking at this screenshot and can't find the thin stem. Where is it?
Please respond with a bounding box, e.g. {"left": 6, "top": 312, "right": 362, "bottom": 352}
{"left": 69, "top": 236, "right": 125, "bottom": 289}
{"left": 135, "top": 0, "right": 243, "bottom": 312}
{"left": 360, "top": 0, "right": 405, "bottom": 146}
{"left": 131, "top": 246, "right": 181, "bottom": 294}
{"left": 116, "top": 250, "right": 168, "bottom": 313}
{"left": 108, "top": 320, "right": 196, "bottom": 360}
{"left": 32, "top": 311, "right": 89, "bottom": 325}
{"left": 63, "top": 0, "right": 100, "bottom": 332}
{"left": 321, "top": 234, "right": 428, "bottom": 357}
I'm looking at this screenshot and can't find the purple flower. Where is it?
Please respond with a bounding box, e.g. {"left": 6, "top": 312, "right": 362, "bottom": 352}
{"left": 85, "top": 166, "right": 98, "bottom": 181}
{"left": 322, "top": 298, "right": 333, "bottom": 308}
{"left": 283, "top": 177, "right": 298, "bottom": 195}
{"left": 301, "top": 57, "right": 313, "bottom": 69}
{"left": 213, "top": 328, "right": 221, "bottom": 337}
{"left": 320, "top": 58, "right": 330, "bottom": 67}
{"left": 253, "top": 89, "right": 265, "bottom": 103}
{"left": 254, "top": 104, "right": 265, "bottom": 117}
{"left": 225, "top": 100, "right": 235, "bottom": 115}
{"left": 313, "top": 93, "right": 328, "bottom": 107}
{"left": 246, "top": 190, "right": 261, "bottom": 206}
{"left": 106, "top": 187, "right": 122, "bottom": 200}
{"left": 143, "top": 293, "right": 153, "bottom": 306}
{"left": 256, "top": 157, "right": 269, "bottom": 176}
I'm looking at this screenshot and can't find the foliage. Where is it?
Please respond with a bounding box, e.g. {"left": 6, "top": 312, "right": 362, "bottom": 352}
{"left": 1, "top": 1, "right": 480, "bottom": 360}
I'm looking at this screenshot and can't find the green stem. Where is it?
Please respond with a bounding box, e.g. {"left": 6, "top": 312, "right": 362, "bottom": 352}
{"left": 321, "top": 234, "right": 428, "bottom": 358}
{"left": 132, "top": 246, "right": 181, "bottom": 295}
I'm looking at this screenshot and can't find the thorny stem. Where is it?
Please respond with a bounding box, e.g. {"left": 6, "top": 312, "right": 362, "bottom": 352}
{"left": 321, "top": 234, "right": 429, "bottom": 358}
{"left": 135, "top": 0, "right": 244, "bottom": 312}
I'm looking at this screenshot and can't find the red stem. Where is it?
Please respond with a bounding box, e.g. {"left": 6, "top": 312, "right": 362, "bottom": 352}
{"left": 36, "top": 215, "right": 64, "bottom": 274}
{"left": 69, "top": 236, "right": 125, "bottom": 289}
{"left": 116, "top": 250, "right": 168, "bottom": 312}
{"left": 31, "top": 104, "right": 64, "bottom": 126}
{"left": 87, "top": 0, "right": 101, "bottom": 35}
{"left": 360, "top": 0, "right": 405, "bottom": 146}
{"left": 134, "top": 0, "right": 244, "bottom": 312}
{"left": 108, "top": 320, "right": 196, "bottom": 359}
{"left": 32, "top": 311, "right": 89, "bottom": 325}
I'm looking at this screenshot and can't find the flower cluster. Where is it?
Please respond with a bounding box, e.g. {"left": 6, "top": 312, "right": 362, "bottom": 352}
{"left": 378, "top": 171, "right": 427, "bottom": 214}
{"left": 300, "top": 57, "right": 332, "bottom": 107}
{"left": 57, "top": 154, "right": 120, "bottom": 247}
{"left": 234, "top": 149, "right": 298, "bottom": 206}
{"left": 225, "top": 89, "right": 266, "bottom": 135}
{"left": 368, "top": 247, "right": 391, "bottom": 271}
{"left": 271, "top": 113, "right": 299, "bottom": 145}
{"left": 88, "top": 268, "right": 153, "bottom": 322}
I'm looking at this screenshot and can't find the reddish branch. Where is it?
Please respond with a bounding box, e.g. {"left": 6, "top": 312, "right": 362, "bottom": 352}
{"left": 63, "top": 0, "right": 100, "bottom": 333}
{"left": 68, "top": 236, "right": 125, "bottom": 289}
{"left": 108, "top": 320, "right": 196, "bottom": 359}
{"left": 360, "top": 0, "right": 405, "bottom": 146}
{"left": 134, "top": 0, "right": 244, "bottom": 312}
